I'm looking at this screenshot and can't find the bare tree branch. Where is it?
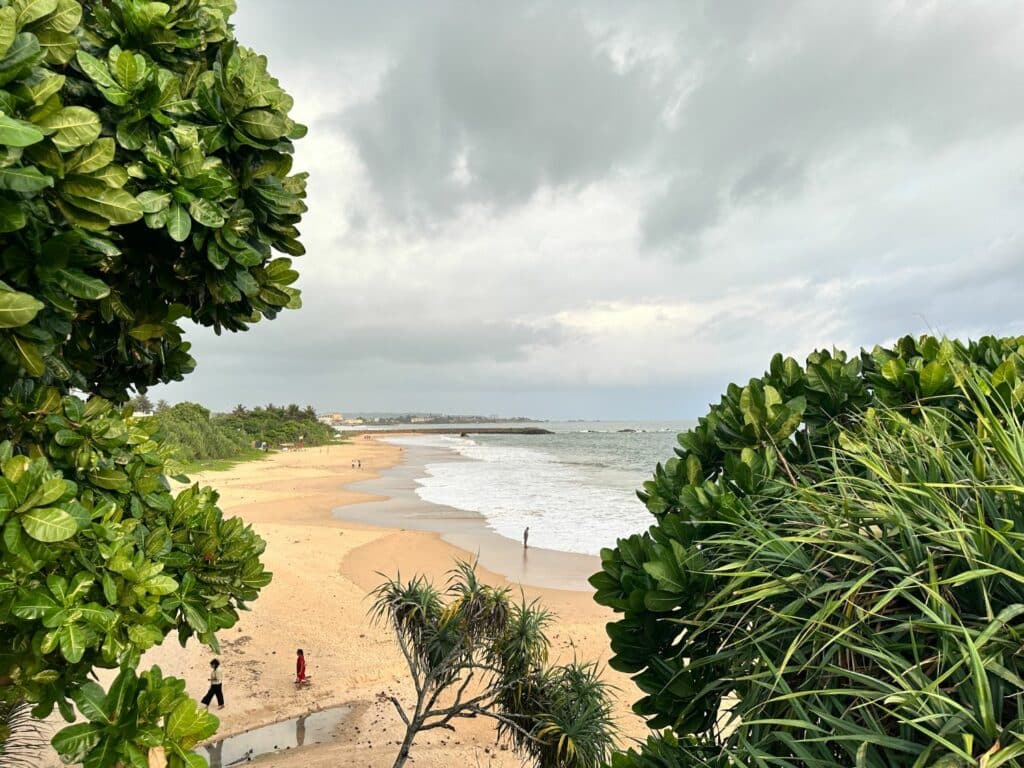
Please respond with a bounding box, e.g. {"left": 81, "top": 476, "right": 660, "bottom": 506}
{"left": 389, "top": 696, "right": 410, "bottom": 727}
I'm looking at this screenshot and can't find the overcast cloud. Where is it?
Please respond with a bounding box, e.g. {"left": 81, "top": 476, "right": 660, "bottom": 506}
{"left": 154, "top": 1, "right": 1024, "bottom": 419}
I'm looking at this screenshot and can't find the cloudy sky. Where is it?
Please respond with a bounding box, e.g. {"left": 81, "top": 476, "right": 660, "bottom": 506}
{"left": 154, "top": 1, "right": 1024, "bottom": 419}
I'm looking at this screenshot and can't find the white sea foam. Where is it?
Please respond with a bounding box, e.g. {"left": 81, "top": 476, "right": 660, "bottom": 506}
{"left": 384, "top": 434, "right": 652, "bottom": 555}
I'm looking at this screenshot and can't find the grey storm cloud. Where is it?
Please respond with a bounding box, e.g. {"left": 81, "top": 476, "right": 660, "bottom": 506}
{"left": 186, "top": 315, "right": 566, "bottom": 373}
{"left": 311, "top": 1, "right": 1024, "bottom": 247}
{"left": 642, "top": 1, "right": 1024, "bottom": 247}
{"left": 730, "top": 153, "right": 805, "bottom": 204}
{"left": 149, "top": 1, "right": 1024, "bottom": 419}
{"left": 331, "top": 2, "right": 664, "bottom": 222}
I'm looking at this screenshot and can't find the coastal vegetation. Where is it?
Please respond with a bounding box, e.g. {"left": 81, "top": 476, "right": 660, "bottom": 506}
{"left": 148, "top": 402, "right": 251, "bottom": 464}
{"left": 215, "top": 403, "right": 335, "bottom": 448}
{"left": 593, "top": 335, "right": 1024, "bottom": 766}
{"left": 0, "top": 0, "right": 305, "bottom": 765}
{"left": 372, "top": 561, "right": 615, "bottom": 768}
{"left": 149, "top": 402, "right": 335, "bottom": 465}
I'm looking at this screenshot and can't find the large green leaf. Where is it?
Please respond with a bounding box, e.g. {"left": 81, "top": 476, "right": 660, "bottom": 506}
{"left": 37, "top": 106, "right": 101, "bottom": 152}
{"left": 136, "top": 189, "right": 170, "bottom": 213}
{"left": 12, "top": 0, "right": 58, "bottom": 28}
{"left": 54, "top": 268, "right": 110, "bottom": 300}
{"left": 114, "top": 49, "right": 139, "bottom": 89}
{"left": 0, "top": 164, "right": 52, "bottom": 192}
{"left": 36, "top": 28, "right": 76, "bottom": 64}
{"left": 66, "top": 137, "right": 114, "bottom": 174}
{"left": 166, "top": 202, "right": 191, "bottom": 242}
{"left": 0, "top": 32, "right": 41, "bottom": 86}
{"left": 19, "top": 476, "right": 68, "bottom": 511}
{"left": 919, "top": 361, "right": 949, "bottom": 397}
{"left": 6, "top": 334, "right": 44, "bottom": 374}
{"left": 75, "top": 49, "right": 116, "bottom": 88}
{"left": 235, "top": 108, "right": 289, "bottom": 140}
{"left": 71, "top": 681, "right": 111, "bottom": 724}
{"left": 127, "top": 323, "right": 164, "bottom": 340}
{"left": 88, "top": 468, "right": 129, "bottom": 491}
{"left": 166, "top": 698, "right": 217, "bottom": 746}
{"left": 0, "top": 113, "right": 44, "bottom": 146}
{"left": 11, "top": 588, "right": 59, "bottom": 619}
{"left": 45, "top": 0, "right": 81, "bottom": 34}
{"left": 0, "top": 289, "right": 43, "bottom": 327}
{"left": 51, "top": 722, "right": 103, "bottom": 759}
{"left": 20, "top": 505, "right": 77, "bottom": 541}
{"left": 12, "top": 69, "right": 65, "bottom": 106}
{"left": 58, "top": 622, "right": 86, "bottom": 662}
{"left": 0, "top": 8, "right": 15, "bottom": 57}
{"left": 188, "top": 197, "right": 224, "bottom": 228}
{"left": 61, "top": 177, "right": 143, "bottom": 224}
{"left": 0, "top": 197, "right": 25, "bottom": 231}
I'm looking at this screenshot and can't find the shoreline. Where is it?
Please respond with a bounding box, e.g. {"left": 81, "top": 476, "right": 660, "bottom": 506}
{"left": 335, "top": 440, "right": 601, "bottom": 591}
{"left": 37, "top": 439, "right": 646, "bottom": 768}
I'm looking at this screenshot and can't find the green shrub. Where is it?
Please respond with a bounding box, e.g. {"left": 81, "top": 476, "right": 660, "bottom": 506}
{"left": 593, "top": 336, "right": 1024, "bottom": 767}
{"left": 150, "top": 402, "right": 251, "bottom": 462}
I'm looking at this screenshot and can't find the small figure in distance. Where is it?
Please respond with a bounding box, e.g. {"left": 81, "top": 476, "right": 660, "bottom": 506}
{"left": 357, "top": 459, "right": 362, "bottom": 469}
{"left": 295, "top": 648, "right": 309, "bottom": 686}
{"left": 201, "top": 658, "right": 224, "bottom": 710}
{"left": 523, "top": 526, "right": 529, "bottom": 550}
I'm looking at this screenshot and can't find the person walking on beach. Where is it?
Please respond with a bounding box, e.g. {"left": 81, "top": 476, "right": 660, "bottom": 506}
{"left": 201, "top": 659, "right": 224, "bottom": 709}
{"left": 295, "top": 648, "right": 307, "bottom": 684}
{"left": 523, "top": 526, "right": 529, "bottom": 549}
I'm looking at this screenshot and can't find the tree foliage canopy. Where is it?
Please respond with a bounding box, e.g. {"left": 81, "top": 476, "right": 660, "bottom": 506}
{"left": 0, "top": 0, "right": 305, "bottom": 765}
{"left": 213, "top": 403, "right": 333, "bottom": 448}
{"left": 0, "top": 0, "right": 306, "bottom": 398}
{"left": 593, "top": 335, "right": 1024, "bottom": 766}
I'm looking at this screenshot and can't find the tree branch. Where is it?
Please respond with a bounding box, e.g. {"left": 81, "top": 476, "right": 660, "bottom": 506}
{"left": 422, "top": 689, "right": 498, "bottom": 725}
{"left": 393, "top": 628, "right": 424, "bottom": 698}
{"left": 461, "top": 705, "right": 539, "bottom": 744}
{"left": 389, "top": 696, "right": 410, "bottom": 727}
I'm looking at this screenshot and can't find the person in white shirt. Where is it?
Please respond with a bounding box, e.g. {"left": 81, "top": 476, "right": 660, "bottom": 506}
{"left": 201, "top": 659, "right": 224, "bottom": 709}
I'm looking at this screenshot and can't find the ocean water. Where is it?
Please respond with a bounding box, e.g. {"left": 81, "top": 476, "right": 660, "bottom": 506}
{"left": 383, "top": 421, "right": 693, "bottom": 555}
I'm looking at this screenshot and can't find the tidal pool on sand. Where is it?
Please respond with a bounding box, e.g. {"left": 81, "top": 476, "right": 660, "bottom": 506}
{"left": 197, "top": 705, "right": 352, "bottom": 766}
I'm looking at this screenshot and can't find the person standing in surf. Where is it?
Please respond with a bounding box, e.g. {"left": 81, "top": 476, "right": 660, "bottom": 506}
{"left": 523, "top": 526, "right": 529, "bottom": 549}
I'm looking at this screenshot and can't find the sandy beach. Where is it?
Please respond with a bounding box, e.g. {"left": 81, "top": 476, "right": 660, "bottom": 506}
{"left": 39, "top": 439, "right": 647, "bottom": 767}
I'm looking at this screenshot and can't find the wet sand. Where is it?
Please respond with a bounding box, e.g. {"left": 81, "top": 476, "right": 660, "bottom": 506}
{"left": 334, "top": 442, "right": 600, "bottom": 591}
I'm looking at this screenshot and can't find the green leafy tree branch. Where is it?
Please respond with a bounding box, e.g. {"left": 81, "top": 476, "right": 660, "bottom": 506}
{"left": 0, "top": 0, "right": 306, "bottom": 765}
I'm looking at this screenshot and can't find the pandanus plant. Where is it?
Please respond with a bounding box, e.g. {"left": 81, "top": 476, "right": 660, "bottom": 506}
{"left": 371, "top": 560, "right": 616, "bottom": 768}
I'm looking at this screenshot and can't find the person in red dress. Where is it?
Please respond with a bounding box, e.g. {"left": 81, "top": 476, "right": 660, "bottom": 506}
{"left": 296, "top": 648, "right": 306, "bottom": 684}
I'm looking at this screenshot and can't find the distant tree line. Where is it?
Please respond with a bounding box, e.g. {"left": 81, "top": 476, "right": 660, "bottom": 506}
{"left": 132, "top": 400, "right": 335, "bottom": 462}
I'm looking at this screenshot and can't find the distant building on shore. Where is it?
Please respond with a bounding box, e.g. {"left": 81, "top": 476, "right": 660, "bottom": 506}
{"left": 318, "top": 412, "right": 345, "bottom": 426}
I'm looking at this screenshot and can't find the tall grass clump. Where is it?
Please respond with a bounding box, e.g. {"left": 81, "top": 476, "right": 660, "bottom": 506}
{"left": 699, "top": 394, "right": 1024, "bottom": 765}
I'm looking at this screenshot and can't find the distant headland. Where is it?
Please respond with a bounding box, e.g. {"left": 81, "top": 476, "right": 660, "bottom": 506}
{"left": 317, "top": 411, "right": 537, "bottom": 428}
